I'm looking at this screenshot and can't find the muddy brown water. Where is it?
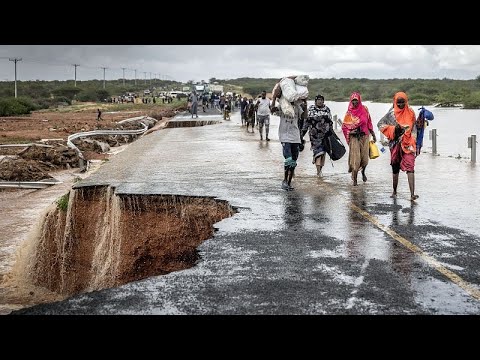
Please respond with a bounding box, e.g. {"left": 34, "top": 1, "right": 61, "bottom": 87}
{"left": 0, "top": 158, "right": 235, "bottom": 315}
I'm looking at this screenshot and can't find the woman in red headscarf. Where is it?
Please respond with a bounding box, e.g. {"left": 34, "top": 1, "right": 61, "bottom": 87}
{"left": 377, "top": 91, "right": 418, "bottom": 201}
{"left": 342, "top": 92, "right": 376, "bottom": 186}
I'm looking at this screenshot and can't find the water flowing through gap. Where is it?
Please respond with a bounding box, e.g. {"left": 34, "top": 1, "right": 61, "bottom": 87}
{"left": 5, "top": 187, "right": 236, "bottom": 311}
{"left": 166, "top": 120, "right": 221, "bottom": 128}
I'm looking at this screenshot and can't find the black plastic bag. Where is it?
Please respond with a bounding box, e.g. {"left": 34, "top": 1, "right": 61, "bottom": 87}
{"left": 323, "top": 132, "right": 346, "bottom": 161}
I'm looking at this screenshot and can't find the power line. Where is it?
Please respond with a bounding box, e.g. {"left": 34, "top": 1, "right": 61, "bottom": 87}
{"left": 2, "top": 56, "right": 176, "bottom": 84}
{"left": 9, "top": 57, "right": 22, "bottom": 98}
{"left": 100, "top": 67, "right": 108, "bottom": 89}
{"left": 121, "top": 67, "right": 126, "bottom": 87}
{"left": 73, "top": 64, "right": 80, "bottom": 87}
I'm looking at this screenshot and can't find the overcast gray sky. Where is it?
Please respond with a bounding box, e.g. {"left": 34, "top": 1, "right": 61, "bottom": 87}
{"left": 1, "top": 45, "right": 480, "bottom": 83}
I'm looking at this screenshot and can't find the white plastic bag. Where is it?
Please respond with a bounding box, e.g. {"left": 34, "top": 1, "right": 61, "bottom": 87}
{"left": 294, "top": 75, "right": 309, "bottom": 86}
{"left": 279, "top": 77, "right": 298, "bottom": 102}
{"left": 278, "top": 96, "right": 295, "bottom": 118}
{"left": 295, "top": 84, "right": 309, "bottom": 100}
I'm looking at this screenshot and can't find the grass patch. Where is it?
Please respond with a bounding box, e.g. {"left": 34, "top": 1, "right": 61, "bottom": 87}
{"left": 56, "top": 192, "right": 70, "bottom": 212}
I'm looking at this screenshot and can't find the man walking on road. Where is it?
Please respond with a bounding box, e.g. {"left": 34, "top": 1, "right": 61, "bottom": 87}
{"left": 96, "top": 108, "right": 103, "bottom": 121}
{"left": 245, "top": 99, "right": 255, "bottom": 133}
{"left": 189, "top": 91, "right": 199, "bottom": 119}
{"left": 255, "top": 90, "right": 271, "bottom": 141}
{"left": 272, "top": 99, "right": 304, "bottom": 191}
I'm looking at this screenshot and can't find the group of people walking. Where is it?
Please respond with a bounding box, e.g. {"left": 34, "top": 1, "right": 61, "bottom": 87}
{"left": 272, "top": 93, "right": 333, "bottom": 191}
{"left": 239, "top": 93, "right": 271, "bottom": 140}
{"left": 272, "top": 91, "right": 421, "bottom": 202}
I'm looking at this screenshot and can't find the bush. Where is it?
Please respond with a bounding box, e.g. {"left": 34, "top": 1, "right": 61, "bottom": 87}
{"left": 52, "top": 86, "right": 81, "bottom": 101}
{"left": 0, "top": 97, "right": 33, "bottom": 116}
{"left": 54, "top": 96, "right": 71, "bottom": 106}
{"left": 77, "top": 89, "right": 111, "bottom": 102}
{"left": 32, "top": 98, "right": 55, "bottom": 110}
{"left": 77, "top": 90, "right": 97, "bottom": 102}
{"left": 96, "top": 89, "right": 110, "bottom": 102}
{"left": 56, "top": 192, "right": 69, "bottom": 212}
{"left": 462, "top": 91, "right": 480, "bottom": 109}
{"left": 15, "top": 97, "right": 37, "bottom": 112}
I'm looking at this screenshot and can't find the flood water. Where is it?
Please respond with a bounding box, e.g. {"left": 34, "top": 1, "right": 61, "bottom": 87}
{"left": 318, "top": 101, "right": 480, "bottom": 159}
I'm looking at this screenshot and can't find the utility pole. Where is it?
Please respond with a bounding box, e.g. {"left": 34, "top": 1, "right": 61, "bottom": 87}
{"left": 134, "top": 69, "right": 137, "bottom": 86}
{"left": 101, "top": 67, "right": 108, "bottom": 89}
{"left": 144, "top": 72, "right": 147, "bottom": 85}
{"left": 9, "top": 57, "right": 22, "bottom": 98}
{"left": 121, "top": 67, "right": 126, "bottom": 87}
{"left": 149, "top": 72, "right": 152, "bottom": 85}
{"left": 73, "top": 64, "right": 80, "bottom": 87}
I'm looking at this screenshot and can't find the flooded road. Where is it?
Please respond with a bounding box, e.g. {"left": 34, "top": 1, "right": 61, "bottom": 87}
{"left": 7, "top": 108, "right": 480, "bottom": 314}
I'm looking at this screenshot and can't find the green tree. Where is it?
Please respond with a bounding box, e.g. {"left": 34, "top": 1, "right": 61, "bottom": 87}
{"left": 462, "top": 91, "right": 480, "bottom": 109}
{"left": 96, "top": 89, "right": 110, "bottom": 102}
{"left": 52, "top": 86, "right": 82, "bottom": 102}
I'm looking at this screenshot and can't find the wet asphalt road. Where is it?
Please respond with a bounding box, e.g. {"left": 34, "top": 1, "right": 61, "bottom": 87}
{"left": 14, "top": 107, "right": 480, "bottom": 314}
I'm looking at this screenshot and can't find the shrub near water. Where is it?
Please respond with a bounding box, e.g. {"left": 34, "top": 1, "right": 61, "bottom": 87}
{"left": 57, "top": 193, "right": 69, "bottom": 212}
{"left": 0, "top": 97, "right": 36, "bottom": 116}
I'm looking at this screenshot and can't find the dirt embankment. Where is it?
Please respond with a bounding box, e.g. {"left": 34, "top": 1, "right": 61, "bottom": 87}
{"left": 0, "top": 103, "right": 184, "bottom": 182}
